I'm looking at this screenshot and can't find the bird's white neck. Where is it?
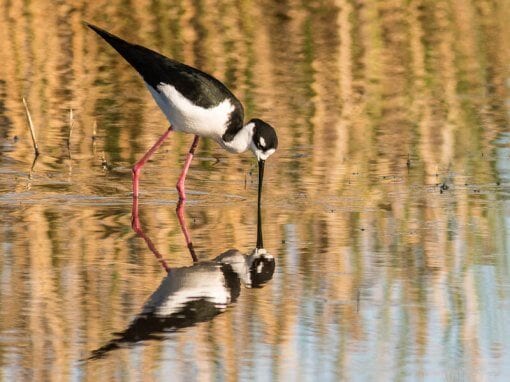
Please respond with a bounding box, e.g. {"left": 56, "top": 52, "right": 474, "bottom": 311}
{"left": 221, "top": 122, "right": 255, "bottom": 154}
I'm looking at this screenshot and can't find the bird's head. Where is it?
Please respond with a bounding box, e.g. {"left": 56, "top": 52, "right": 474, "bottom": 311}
{"left": 249, "top": 118, "right": 278, "bottom": 162}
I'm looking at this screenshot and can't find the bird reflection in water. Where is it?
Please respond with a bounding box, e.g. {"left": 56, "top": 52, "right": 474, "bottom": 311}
{"left": 88, "top": 199, "right": 274, "bottom": 360}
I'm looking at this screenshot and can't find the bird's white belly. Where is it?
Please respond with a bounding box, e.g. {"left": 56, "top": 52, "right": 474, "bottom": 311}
{"left": 141, "top": 264, "right": 231, "bottom": 317}
{"left": 147, "top": 83, "right": 234, "bottom": 140}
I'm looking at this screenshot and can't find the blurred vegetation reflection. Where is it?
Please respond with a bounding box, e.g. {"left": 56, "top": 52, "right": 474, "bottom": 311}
{"left": 0, "top": 0, "right": 510, "bottom": 380}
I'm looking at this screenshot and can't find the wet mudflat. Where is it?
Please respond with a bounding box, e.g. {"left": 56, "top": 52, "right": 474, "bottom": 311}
{"left": 1, "top": 0, "right": 510, "bottom": 380}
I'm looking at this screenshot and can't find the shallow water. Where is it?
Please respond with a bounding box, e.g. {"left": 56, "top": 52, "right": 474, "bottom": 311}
{"left": 1, "top": 0, "right": 510, "bottom": 380}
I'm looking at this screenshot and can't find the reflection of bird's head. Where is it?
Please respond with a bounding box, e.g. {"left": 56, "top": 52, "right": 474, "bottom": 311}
{"left": 246, "top": 248, "right": 275, "bottom": 288}
{"left": 215, "top": 248, "right": 275, "bottom": 288}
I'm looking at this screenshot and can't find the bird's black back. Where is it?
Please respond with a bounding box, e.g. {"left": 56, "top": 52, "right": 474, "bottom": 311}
{"left": 86, "top": 23, "right": 244, "bottom": 112}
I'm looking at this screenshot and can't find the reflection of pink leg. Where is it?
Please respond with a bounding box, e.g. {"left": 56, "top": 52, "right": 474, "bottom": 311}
{"left": 131, "top": 196, "right": 170, "bottom": 272}
{"left": 132, "top": 127, "right": 173, "bottom": 198}
{"left": 176, "top": 200, "right": 198, "bottom": 262}
{"left": 176, "top": 135, "right": 199, "bottom": 201}
{"left": 175, "top": 136, "right": 200, "bottom": 261}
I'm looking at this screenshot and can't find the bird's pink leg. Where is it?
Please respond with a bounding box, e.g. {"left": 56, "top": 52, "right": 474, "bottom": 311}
{"left": 176, "top": 135, "right": 200, "bottom": 201}
{"left": 131, "top": 196, "right": 170, "bottom": 272}
{"left": 132, "top": 126, "right": 173, "bottom": 199}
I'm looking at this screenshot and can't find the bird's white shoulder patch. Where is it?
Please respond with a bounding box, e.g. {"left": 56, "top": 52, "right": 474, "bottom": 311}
{"left": 146, "top": 82, "right": 235, "bottom": 140}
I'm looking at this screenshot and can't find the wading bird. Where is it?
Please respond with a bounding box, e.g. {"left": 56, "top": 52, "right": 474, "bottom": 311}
{"left": 86, "top": 23, "right": 278, "bottom": 203}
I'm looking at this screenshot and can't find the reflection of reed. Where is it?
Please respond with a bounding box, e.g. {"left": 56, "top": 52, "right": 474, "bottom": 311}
{"left": 0, "top": 0, "right": 509, "bottom": 379}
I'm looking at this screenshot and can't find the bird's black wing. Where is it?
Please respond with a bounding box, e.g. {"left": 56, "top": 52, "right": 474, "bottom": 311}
{"left": 86, "top": 22, "right": 243, "bottom": 113}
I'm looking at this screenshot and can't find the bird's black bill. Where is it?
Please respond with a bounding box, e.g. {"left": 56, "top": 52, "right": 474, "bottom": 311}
{"left": 256, "top": 160, "right": 265, "bottom": 249}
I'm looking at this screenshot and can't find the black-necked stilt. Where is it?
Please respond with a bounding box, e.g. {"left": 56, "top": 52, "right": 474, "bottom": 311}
{"left": 86, "top": 23, "right": 278, "bottom": 202}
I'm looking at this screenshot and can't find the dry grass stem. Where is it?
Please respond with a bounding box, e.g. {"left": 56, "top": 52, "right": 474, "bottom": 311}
{"left": 22, "top": 97, "right": 40, "bottom": 157}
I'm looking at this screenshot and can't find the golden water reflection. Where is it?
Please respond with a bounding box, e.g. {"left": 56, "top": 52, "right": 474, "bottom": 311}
{"left": 1, "top": 0, "right": 510, "bottom": 380}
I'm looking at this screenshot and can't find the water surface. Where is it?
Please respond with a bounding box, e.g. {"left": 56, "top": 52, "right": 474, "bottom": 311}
{"left": 1, "top": 0, "right": 510, "bottom": 380}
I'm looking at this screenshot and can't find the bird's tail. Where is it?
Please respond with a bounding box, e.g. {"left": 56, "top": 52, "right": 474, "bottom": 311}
{"left": 85, "top": 22, "right": 166, "bottom": 84}
{"left": 86, "top": 23, "right": 135, "bottom": 56}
